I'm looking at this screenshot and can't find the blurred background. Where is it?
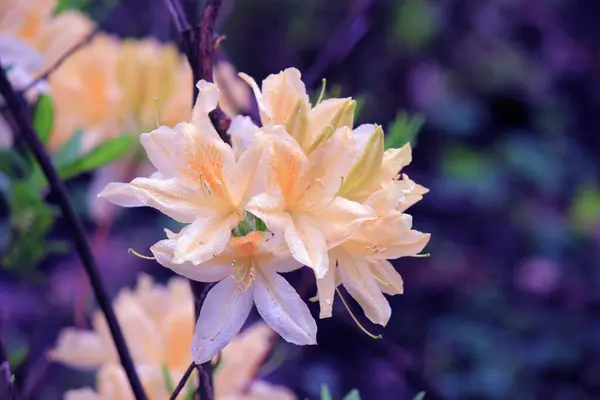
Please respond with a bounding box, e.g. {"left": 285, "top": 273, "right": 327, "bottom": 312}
{"left": 1, "top": 0, "right": 600, "bottom": 399}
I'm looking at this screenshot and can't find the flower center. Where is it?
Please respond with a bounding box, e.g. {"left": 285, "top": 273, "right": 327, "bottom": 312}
{"left": 231, "top": 259, "right": 255, "bottom": 292}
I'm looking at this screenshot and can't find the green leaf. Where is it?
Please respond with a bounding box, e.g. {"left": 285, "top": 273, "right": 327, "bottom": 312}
{"left": 570, "top": 185, "right": 600, "bottom": 232}
{"left": 32, "top": 94, "right": 54, "bottom": 144}
{"left": 8, "top": 346, "right": 28, "bottom": 369}
{"left": 161, "top": 363, "right": 175, "bottom": 394}
{"left": 385, "top": 112, "right": 425, "bottom": 150}
{"left": 0, "top": 150, "right": 29, "bottom": 178}
{"left": 53, "top": 128, "right": 84, "bottom": 168}
{"left": 57, "top": 134, "right": 134, "bottom": 181}
{"left": 342, "top": 389, "right": 361, "bottom": 400}
{"left": 413, "top": 392, "right": 426, "bottom": 400}
{"left": 321, "top": 384, "right": 333, "bottom": 400}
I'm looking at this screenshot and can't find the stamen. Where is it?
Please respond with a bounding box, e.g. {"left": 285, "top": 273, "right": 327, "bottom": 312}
{"left": 365, "top": 244, "right": 387, "bottom": 254}
{"left": 128, "top": 248, "right": 156, "bottom": 260}
{"left": 335, "top": 287, "right": 382, "bottom": 340}
{"left": 410, "top": 253, "right": 431, "bottom": 258}
{"left": 231, "top": 259, "right": 256, "bottom": 292}
{"left": 316, "top": 78, "right": 327, "bottom": 105}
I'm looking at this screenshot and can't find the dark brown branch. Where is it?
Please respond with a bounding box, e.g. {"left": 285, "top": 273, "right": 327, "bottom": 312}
{"left": 164, "top": 1, "right": 230, "bottom": 399}
{"left": 169, "top": 362, "right": 195, "bottom": 400}
{"left": 22, "top": 27, "right": 99, "bottom": 93}
{"left": 0, "top": 61, "right": 148, "bottom": 400}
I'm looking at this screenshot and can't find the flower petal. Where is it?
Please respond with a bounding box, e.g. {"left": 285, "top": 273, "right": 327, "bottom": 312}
{"left": 48, "top": 329, "right": 108, "bottom": 370}
{"left": 336, "top": 249, "right": 391, "bottom": 326}
{"left": 316, "top": 257, "right": 337, "bottom": 319}
{"left": 151, "top": 237, "right": 233, "bottom": 282}
{"left": 381, "top": 144, "right": 412, "bottom": 181}
{"left": 98, "top": 177, "right": 203, "bottom": 223}
{"left": 379, "top": 231, "right": 431, "bottom": 260}
{"left": 308, "top": 98, "right": 352, "bottom": 140}
{"left": 288, "top": 214, "right": 330, "bottom": 278}
{"left": 191, "top": 80, "right": 221, "bottom": 140}
{"left": 261, "top": 68, "right": 309, "bottom": 124}
{"left": 368, "top": 258, "right": 404, "bottom": 295}
{"left": 172, "top": 213, "right": 241, "bottom": 264}
{"left": 254, "top": 270, "right": 317, "bottom": 345}
{"left": 239, "top": 71, "right": 272, "bottom": 124}
{"left": 310, "top": 197, "right": 376, "bottom": 248}
{"left": 139, "top": 124, "right": 188, "bottom": 177}
{"left": 192, "top": 278, "right": 254, "bottom": 364}
{"left": 64, "top": 388, "right": 101, "bottom": 400}
{"left": 227, "top": 115, "right": 259, "bottom": 159}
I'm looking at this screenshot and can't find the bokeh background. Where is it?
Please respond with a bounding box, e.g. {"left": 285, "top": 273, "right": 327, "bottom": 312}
{"left": 2, "top": 0, "right": 600, "bottom": 399}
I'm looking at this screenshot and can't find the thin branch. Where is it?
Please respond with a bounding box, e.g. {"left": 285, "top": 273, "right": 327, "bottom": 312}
{"left": 165, "top": 0, "right": 229, "bottom": 399}
{"left": 0, "top": 61, "right": 148, "bottom": 400}
{"left": 169, "top": 362, "right": 195, "bottom": 400}
{"left": 22, "top": 27, "right": 99, "bottom": 93}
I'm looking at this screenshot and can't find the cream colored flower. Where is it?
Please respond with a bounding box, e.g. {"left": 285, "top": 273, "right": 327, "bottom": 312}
{"left": 49, "top": 275, "right": 194, "bottom": 375}
{"left": 238, "top": 68, "right": 355, "bottom": 152}
{"left": 48, "top": 33, "right": 123, "bottom": 152}
{"left": 152, "top": 230, "right": 316, "bottom": 364}
{"left": 315, "top": 125, "right": 430, "bottom": 325}
{"left": 245, "top": 127, "right": 375, "bottom": 279}
{"left": 52, "top": 274, "right": 293, "bottom": 399}
{"left": 215, "top": 321, "right": 295, "bottom": 400}
{"left": 98, "top": 81, "right": 264, "bottom": 264}
{"left": 214, "top": 60, "right": 252, "bottom": 117}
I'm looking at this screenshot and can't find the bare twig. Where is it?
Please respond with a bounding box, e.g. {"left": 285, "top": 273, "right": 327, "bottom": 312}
{"left": 169, "top": 362, "right": 195, "bottom": 400}
{"left": 22, "top": 27, "right": 99, "bottom": 93}
{"left": 0, "top": 61, "right": 148, "bottom": 400}
{"left": 164, "top": 0, "right": 231, "bottom": 399}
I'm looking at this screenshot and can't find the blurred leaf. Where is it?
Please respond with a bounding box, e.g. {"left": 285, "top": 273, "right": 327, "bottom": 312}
{"left": 570, "top": 185, "right": 600, "bottom": 232}
{"left": 413, "top": 392, "right": 426, "bottom": 400}
{"left": 53, "top": 128, "right": 84, "bottom": 168}
{"left": 55, "top": 0, "right": 93, "bottom": 13}
{"left": 161, "top": 363, "right": 174, "bottom": 394}
{"left": 342, "top": 389, "right": 361, "bottom": 400}
{"left": 321, "top": 384, "right": 333, "bottom": 400}
{"left": 57, "top": 134, "right": 134, "bottom": 181}
{"left": 385, "top": 112, "right": 425, "bottom": 149}
{"left": 8, "top": 346, "right": 28, "bottom": 369}
{"left": 441, "top": 146, "right": 487, "bottom": 181}
{"left": 393, "top": 0, "right": 436, "bottom": 52}
{"left": 32, "top": 94, "right": 54, "bottom": 145}
{"left": 0, "top": 150, "right": 29, "bottom": 178}
{"left": 1, "top": 181, "right": 58, "bottom": 271}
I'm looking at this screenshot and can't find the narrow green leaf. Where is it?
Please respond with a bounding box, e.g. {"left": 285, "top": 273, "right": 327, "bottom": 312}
{"left": 57, "top": 134, "right": 134, "bottom": 181}
{"left": 342, "top": 389, "right": 361, "bottom": 400}
{"left": 413, "top": 391, "right": 426, "bottom": 400}
{"left": 385, "top": 112, "right": 425, "bottom": 150}
{"left": 8, "top": 346, "right": 28, "bottom": 369}
{"left": 53, "top": 128, "right": 84, "bottom": 168}
{"left": 32, "top": 94, "right": 54, "bottom": 144}
{"left": 161, "top": 363, "right": 175, "bottom": 394}
{"left": 320, "top": 384, "right": 333, "bottom": 400}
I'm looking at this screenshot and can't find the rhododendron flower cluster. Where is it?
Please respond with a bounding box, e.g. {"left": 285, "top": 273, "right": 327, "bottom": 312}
{"left": 99, "top": 68, "right": 430, "bottom": 365}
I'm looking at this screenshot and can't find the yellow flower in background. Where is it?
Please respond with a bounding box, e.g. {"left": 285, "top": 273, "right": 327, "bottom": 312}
{"left": 48, "top": 33, "right": 123, "bottom": 152}
{"left": 0, "top": 0, "right": 94, "bottom": 69}
{"left": 50, "top": 274, "right": 296, "bottom": 400}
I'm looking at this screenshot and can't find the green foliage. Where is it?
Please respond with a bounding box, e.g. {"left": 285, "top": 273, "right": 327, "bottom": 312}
{"left": 32, "top": 94, "right": 54, "bottom": 145}
{"left": 56, "top": 134, "right": 134, "bottom": 181}
{"left": 320, "top": 385, "right": 362, "bottom": 400}
{"left": 161, "top": 363, "right": 175, "bottom": 394}
{"left": 8, "top": 346, "right": 28, "bottom": 370}
{"left": 413, "top": 392, "right": 426, "bottom": 400}
{"left": 320, "top": 384, "right": 333, "bottom": 400}
{"left": 392, "top": 0, "right": 436, "bottom": 52}
{"left": 569, "top": 185, "right": 600, "bottom": 232}
{"left": 342, "top": 389, "right": 361, "bottom": 400}
{"left": 385, "top": 112, "right": 425, "bottom": 150}
{"left": 1, "top": 180, "right": 68, "bottom": 272}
